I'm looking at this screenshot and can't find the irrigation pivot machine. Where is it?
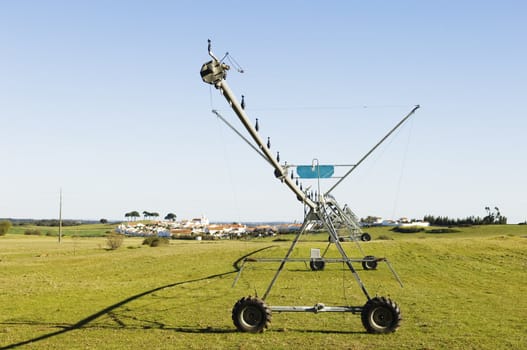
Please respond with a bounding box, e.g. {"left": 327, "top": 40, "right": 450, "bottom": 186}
{"left": 200, "top": 41, "right": 419, "bottom": 334}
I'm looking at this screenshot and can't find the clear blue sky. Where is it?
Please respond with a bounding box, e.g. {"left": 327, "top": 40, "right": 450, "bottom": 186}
{"left": 1, "top": 1, "right": 526, "bottom": 223}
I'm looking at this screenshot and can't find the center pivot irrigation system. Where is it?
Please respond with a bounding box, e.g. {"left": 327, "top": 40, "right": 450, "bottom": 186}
{"left": 200, "top": 41, "right": 420, "bottom": 334}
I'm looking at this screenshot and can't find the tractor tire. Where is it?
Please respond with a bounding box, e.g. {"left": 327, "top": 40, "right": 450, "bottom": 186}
{"left": 309, "top": 259, "right": 326, "bottom": 271}
{"left": 360, "top": 233, "right": 372, "bottom": 241}
{"left": 361, "top": 296, "right": 402, "bottom": 333}
{"left": 232, "top": 296, "right": 272, "bottom": 333}
{"left": 362, "top": 255, "right": 378, "bottom": 270}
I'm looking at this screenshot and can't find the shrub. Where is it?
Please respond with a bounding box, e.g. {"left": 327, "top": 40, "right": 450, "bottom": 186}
{"left": 377, "top": 235, "right": 394, "bottom": 240}
{"left": 106, "top": 233, "right": 124, "bottom": 250}
{"left": 0, "top": 220, "right": 12, "bottom": 236}
{"left": 142, "top": 235, "right": 169, "bottom": 247}
{"left": 391, "top": 226, "right": 425, "bottom": 234}
{"left": 24, "top": 228, "right": 42, "bottom": 236}
{"left": 426, "top": 228, "right": 461, "bottom": 234}
{"left": 172, "top": 234, "right": 196, "bottom": 241}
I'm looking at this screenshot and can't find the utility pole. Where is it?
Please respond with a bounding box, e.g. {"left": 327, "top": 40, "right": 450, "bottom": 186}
{"left": 58, "top": 188, "right": 62, "bottom": 243}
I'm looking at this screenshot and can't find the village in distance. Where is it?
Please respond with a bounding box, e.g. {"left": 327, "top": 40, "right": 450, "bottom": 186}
{"left": 114, "top": 213, "right": 429, "bottom": 240}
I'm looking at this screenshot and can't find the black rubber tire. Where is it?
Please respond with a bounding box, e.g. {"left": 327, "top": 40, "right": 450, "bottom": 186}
{"left": 361, "top": 296, "right": 402, "bottom": 334}
{"left": 360, "top": 232, "right": 372, "bottom": 242}
{"left": 362, "top": 255, "right": 378, "bottom": 270}
{"left": 232, "top": 296, "right": 272, "bottom": 333}
{"left": 309, "top": 259, "right": 326, "bottom": 271}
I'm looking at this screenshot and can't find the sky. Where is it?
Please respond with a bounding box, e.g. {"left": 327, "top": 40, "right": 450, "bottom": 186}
{"left": 1, "top": 1, "right": 526, "bottom": 223}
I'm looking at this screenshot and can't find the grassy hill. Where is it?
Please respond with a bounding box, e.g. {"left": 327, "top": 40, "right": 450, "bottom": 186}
{"left": 1, "top": 225, "right": 526, "bottom": 349}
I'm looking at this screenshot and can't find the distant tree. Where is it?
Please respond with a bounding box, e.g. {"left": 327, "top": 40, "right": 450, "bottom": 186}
{"left": 493, "top": 206, "right": 507, "bottom": 224}
{"left": 100, "top": 218, "right": 108, "bottom": 224}
{"left": 483, "top": 206, "right": 494, "bottom": 224}
{"left": 151, "top": 212, "right": 159, "bottom": 220}
{"left": 483, "top": 206, "right": 506, "bottom": 224}
{"left": 125, "top": 212, "right": 131, "bottom": 221}
{"left": 165, "top": 213, "right": 177, "bottom": 221}
{"left": 0, "top": 220, "right": 12, "bottom": 236}
{"left": 130, "top": 211, "right": 140, "bottom": 221}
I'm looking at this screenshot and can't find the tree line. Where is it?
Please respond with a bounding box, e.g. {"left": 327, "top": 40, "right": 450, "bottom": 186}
{"left": 124, "top": 211, "right": 177, "bottom": 221}
{"left": 4, "top": 219, "right": 83, "bottom": 227}
{"left": 424, "top": 206, "right": 507, "bottom": 226}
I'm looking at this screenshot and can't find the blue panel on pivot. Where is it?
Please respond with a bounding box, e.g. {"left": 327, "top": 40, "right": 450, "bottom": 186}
{"left": 297, "top": 165, "right": 334, "bottom": 179}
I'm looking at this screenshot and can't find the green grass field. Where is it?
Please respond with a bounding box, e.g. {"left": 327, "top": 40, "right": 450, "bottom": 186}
{"left": 1, "top": 225, "right": 526, "bottom": 349}
{"left": 7, "top": 223, "right": 116, "bottom": 237}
